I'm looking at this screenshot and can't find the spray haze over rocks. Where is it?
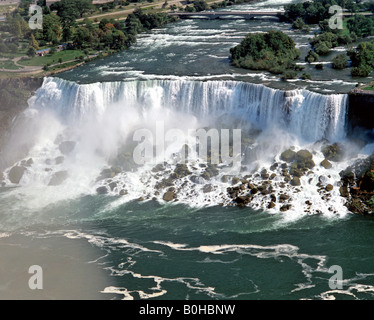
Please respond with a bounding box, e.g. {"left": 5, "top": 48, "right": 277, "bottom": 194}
{"left": 0, "top": 77, "right": 372, "bottom": 218}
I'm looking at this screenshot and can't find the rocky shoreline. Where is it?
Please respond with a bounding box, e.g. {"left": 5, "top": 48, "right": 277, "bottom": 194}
{"left": 339, "top": 155, "right": 374, "bottom": 215}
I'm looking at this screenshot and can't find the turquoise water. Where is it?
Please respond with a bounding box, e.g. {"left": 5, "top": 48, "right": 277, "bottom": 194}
{"left": 1, "top": 0, "right": 374, "bottom": 300}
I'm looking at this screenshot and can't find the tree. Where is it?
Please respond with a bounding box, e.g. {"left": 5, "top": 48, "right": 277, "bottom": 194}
{"left": 27, "top": 46, "right": 35, "bottom": 57}
{"left": 305, "top": 50, "right": 319, "bottom": 63}
{"left": 51, "top": 0, "right": 94, "bottom": 27}
{"left": 349, "top": 40, "right": 374, "bottom": 77}
{"left": 29, "top": 34, "right": 40, "bottom": 51}
{"left": 41, "top": 14, "right": 62, "bottom": 44}
{"left": 73, "top": 27, "right": 90, "bottom": 49}
{"left": 193, "top": 0, "right": 208, "bottom": 12}
{"left": 332, "top": 53, "right": 348, "bottom": 69}
{"left": 230, "top": 31, "right": 301, "bottom": 74}
{"left": 347, "top": 15, "right": 374, "bottom": 37}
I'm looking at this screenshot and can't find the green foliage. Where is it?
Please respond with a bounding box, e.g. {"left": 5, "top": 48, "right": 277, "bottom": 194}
{"left": 347, "top": 15, "right": 374, "bottom": 37}
{"left": 51, "top": 0, "right": 94, "bottom": 26}
{"left": 230, "top": 31, "right": 301, "bottom": 74}
{"left": 26, "top": 46, "right": 35, "bottom": 57}
{"left": 301, "top": 72, "right": 312, "bottom": 80}
{"left": 193, "top": 0, "right": 209, "bottom": 12}
{"left": 305, "top": 50, "right": 319, "bottom": 63}
{"left": 284, "top": 0, "right": 359, "bottom": 25}
{"left": 367, "top": 196, "right": 374, "bottom": 207}
{"left": 29, "top": 34, "right": 39, "bottom": 51}
{"left": 332, "top": 53, "right": 348, "bottom": 69}
{"left": 309, "top": 32, "right": 341, "bottom": 55}
{"left": 292, "top": 17, "right": 310, "bottom": 32}
{"left": 281, "top": 70, "right": 298, "bottom": 80}
{"left": 349, "top": 40, "right": 374, "bottom": 77}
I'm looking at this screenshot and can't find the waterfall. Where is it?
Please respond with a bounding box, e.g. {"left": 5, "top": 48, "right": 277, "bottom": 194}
{"left": 29, "top": 77, "right": 348, "bottom": 143}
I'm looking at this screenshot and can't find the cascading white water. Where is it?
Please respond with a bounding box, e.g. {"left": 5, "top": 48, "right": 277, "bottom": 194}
{"left": 1, "top": 76, "right": 355, "bottom": 217}
{"left": 29, "top": 77, "right": 348, "bottom": 142}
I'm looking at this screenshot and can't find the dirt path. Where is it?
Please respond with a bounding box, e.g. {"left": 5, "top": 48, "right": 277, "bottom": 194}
{"left": 0, "top": 56, "right": 43, "bottom": 73}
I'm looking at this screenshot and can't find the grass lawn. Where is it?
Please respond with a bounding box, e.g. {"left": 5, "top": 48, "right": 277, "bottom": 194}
{"left": 0, "top": 59, "right": 22, "bottom": 70}
{"left": 18, "top": 49, "right": 85, "bottom": 67}
{"left": 363, "top": 86, "right": 374, "bottom": 91}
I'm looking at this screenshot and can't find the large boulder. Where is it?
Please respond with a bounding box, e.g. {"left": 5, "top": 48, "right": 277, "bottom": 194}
{"left": 290, "top": 177, "right": 301, "bottom": 186}
{"left": 96, "top": 186, "right": 108, "bottom": 194}
{"left": 163, "top": 191, "right": 177, "bottom": 202}
{"left": 280, "top": 149, "right": 296, "bottom": 162}
{"left": 59, "top": 141, "right": 76, "bottom": 155}
{"left": 320, "top": 159, "right": 332, "bottom": 169}
{"left": 48, "top": 171, "right": 69, "bottom": 186}
{"left": 296, "top": 149, "right": 313, "bottom": 161}
{"left": 322, "top": 143, "right": 344, "bottom": 162}
{"left": 8, "top": 166, "right": 26, "bottom": 184}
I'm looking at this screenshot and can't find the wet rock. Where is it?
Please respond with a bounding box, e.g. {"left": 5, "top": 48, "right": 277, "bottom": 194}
{"left": 289, "top": 162, "right": 303, "bottom": 177}
{"left": 201, "top": 171, "right": 211, "bottom": 180}
{"left": 174, "top": 163, "right": 192, "bottom": 178}
{"left": 319, "top": 175, "right": 328, "bottom": 185}
{"left": 322, "top": 143, "right": 344, "bottom": 162}
{"left": 97, "top": 168, "right": 120, "bottom": 181}
{"left": 290, "top": 177, "right": 301, "bottom": 186}
{"left": 320, "top": 159, "right": 332, "bottom": 169}
{"left": 296, "top": 149, "right": 313, "bottom": 162}
{"left": 152, "top": 164, "right": 165, "bottom": 173}
{"left": 339, "top": 186, "right": 349, "bottom": 197}
{"left": 234, "top": 195, "right": 251, "bottom": 206}
{"left": 59, "top": 141, "right": 76, "bottom": 155}
{"left": 22, "top": 158, "right": 33, "bottom": 167}
{"left": 325, "top": 184, "right": 334, "bottom": 192}
{"left": 279, "top": 194, "right": 290, "bottom": 202}
{"left": 270, "top": 173, "right": 277, "bottom": 180}
{"left": 55, "top": 156, "right": 65, "bottom": 165}
{"left": 163, "top": 191, "right": 177, "bottom": 202}
{"left": 48, "top": 171, "right": 68, "bottom": 186}
{"left": 261, "top": 169, "right": 269, "bottom": 179}
{"left": 280, "top": 204, "right": 292, "bottom": 212}
{"left": 96, "top": 186, "right": 108, "bottom": 194}
{"left": 280, "top": 149, "right": 296, "bottom": 163}
{"left": 221, "top": 175, "right": 229, "bottom": 183}
{"left": 270, "top": 163, "right": 279, "bottom": 171}
{"left": 270, "top": 194, "right": 276, "bottom": 202}
{"left": 268, "top": 201, "right": 276, "bottom": 209}
{"left": 203, "top": 184, "right": 213, "bottom": 193}
{"left": 119, "top": 189, "right": 128, "bottom": 196}
{"left": 340, "top": 170, "right": 355, "bottom": 184}
{"left": 305, "top": 200, "right": 312, "bottom": 206}
{"left": 190, "top": 175, "right": 205, "bottom": 184}
{"left": 281, "top": 163, "right": 288, "bottom": 169}
{"left": 109, "top": 182, "right": 117, "bottom": 191}
{"left": 8, "top": 166, "right": 26, "bottom": 184}
{"left": 232, "top": 177, "right": 240, "bottom": 185}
